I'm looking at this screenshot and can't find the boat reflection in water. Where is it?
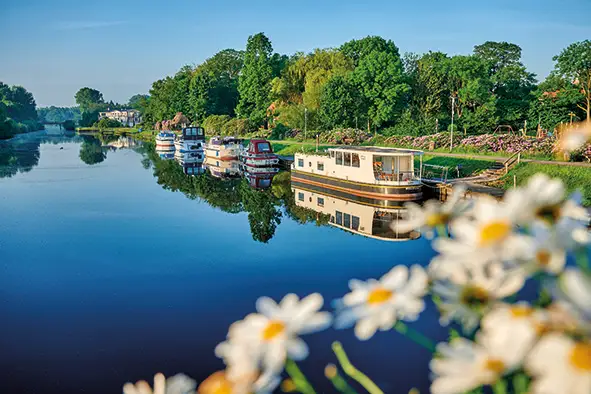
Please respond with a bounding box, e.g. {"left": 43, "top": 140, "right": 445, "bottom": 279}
{"left": 291, "top": 181, "right": 420, "bottom": 242}
{"left": 175, "top": 151, "right": 205, "bottom": 175}
{"left": 204, "top": 157, "right": 241, "bottom": 179}
{"left": 155, "top": 145, "right": 175, "bottom": 160}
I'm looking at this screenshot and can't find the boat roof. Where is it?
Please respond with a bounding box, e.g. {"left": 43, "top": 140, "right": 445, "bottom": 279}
{"left": 328, "top": 146, "right": 424, "bottom": 156}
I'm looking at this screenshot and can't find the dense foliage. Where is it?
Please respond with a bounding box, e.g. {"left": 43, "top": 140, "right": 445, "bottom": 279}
{"left": 37, "top": 106, "right": 81, "bottom": 123}
{"left": 131, "top": 35, "right": 589, "bottom": 138}
{"left": 0, "top": 81, "right": 43, "bottom": 139}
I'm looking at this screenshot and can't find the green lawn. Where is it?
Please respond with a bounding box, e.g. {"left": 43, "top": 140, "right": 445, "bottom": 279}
{"left": 498, "top": 163, "right": 591, "bottom": 206}
{"left": 418, "top": 155, "right": 494, "bottom": 179}
{"left": 271, "top": 143, "right": 334, "bottom": 156}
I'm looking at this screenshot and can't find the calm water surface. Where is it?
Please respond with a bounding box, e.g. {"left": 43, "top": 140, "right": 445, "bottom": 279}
{"left": 0, "top": 128, "right": 446, "bottom": 394}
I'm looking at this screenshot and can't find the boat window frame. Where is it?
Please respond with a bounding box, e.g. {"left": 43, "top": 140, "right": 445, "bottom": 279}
{"left": 317, "top": 162, "right": 324, "bottom": 171}
{"left": 298, "top": 192, "right": 304, "bottom": 201}
{"left": 336, "top": 151, "right": 343, "bottom": 165}
{"left": 344, "top": 213, "right": 351, "bottom": 228}
{"left": 352, "top": 215, "right": 360, "bottom": 230}
{"left": 352, "top": 153, "right": 360, "bottom": 168}
{"left": 344, "top": 152, "right": 352, "bottom": 166}
{"left": 336, "top": 211, "right": 343, "bottom": 225}
{"left": 298, "top": 158, "right": 304, "bottom": 167}
{"left": 317, "top": 197, "right": 324, "bottom": 207}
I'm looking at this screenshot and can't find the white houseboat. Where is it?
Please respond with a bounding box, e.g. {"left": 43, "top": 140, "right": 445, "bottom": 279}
{"left": 156, "top": 145, "right": 175, "bottom": 160}
{"left": 174, "top": 126, "right": 206, "bottom": 153}
{"left": 206, "top": 136, "right": 244, "bottom": 161}
{"left": 292, "top": 146, "right": 424, "bottom": 203}
{"left": 205, "top": 156, "right": 241, "bottom": 179}
{"left": 291, "top": 184, "right": 420, "bottom": 242}
{"left": 241, "top": 139, "right": 280, "bottom": 168}
{"left": 155, "top": 131, "right": 175, "bottom": 149}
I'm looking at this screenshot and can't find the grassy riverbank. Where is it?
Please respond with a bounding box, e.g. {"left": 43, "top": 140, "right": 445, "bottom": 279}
{"left": 420, "top": 155, "right": 494, "bottom": 179}
{"left": 498, "top": 163, "right": 591, "bottom": 206}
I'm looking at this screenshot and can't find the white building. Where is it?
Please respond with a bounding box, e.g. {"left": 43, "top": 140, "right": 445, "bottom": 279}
{"left": 98, "top": 109, "right": 142, "bottom": 127}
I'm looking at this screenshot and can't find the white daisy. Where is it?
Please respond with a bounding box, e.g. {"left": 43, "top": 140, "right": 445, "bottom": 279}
{"left": 514, "top": 223, "right": 567, "bottom": 275}
{"left": 504, "top": 173, "right": 566, "bottom": 225}
{"left": 217, "top": 293, "right": 331, "bottom": 375}
{"left": 334, "top": 265, "right": 428, "bottom": 340}
{"left": 554, "top": 269, "right": 591, "bottom": 334}
{"left": 526, "top": 333, "right": 591, "bottom": 394}
{"left": 392, "top": 185, "right": 471, "bottom": 238}
{"left": 430, "top": 324, "right": 534, "bottom": 394}
{"left": 559, "top": 121, "right": 591, "bottom": 152}
{"left": 123, "top": 373, "right": 196, "bottom": 394}
{"left": 439, "top": 197, "right": 528, "bottom": 264}
{"left": 480, "top": 303, "right": 543, "bottom": 345}
{"left": 432, "top": 262, "right": 525, "bottom": 331}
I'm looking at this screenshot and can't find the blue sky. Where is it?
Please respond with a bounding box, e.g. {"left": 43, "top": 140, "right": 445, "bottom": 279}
{"left": 1, "top": 0, "right": 590, "bottom": 107}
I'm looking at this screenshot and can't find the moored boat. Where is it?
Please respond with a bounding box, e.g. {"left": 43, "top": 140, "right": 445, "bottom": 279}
{"left": 155, "top": 131, "right": 175, "bottom": 149}
{"left": 175, "top": 151, "right": 205, "bottom": 175}
{"left": 240, "top": 139, "right": 279, "bottom": 168}
{"left": 174, "top": 126, "right": 206, "bottom": 153}
{"left": 292, "top": 146, "right": 424, "bottom": 203}
{"left": 206, "top": 136, "right": 244, "bottom": 161}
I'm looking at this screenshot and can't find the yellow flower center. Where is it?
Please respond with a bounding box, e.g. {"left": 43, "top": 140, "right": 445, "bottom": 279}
{"left": 479, "top": 221, "right": 511, "bottom": 246}
{"left": 460, "top": 286, "right": 490, "bottom": 308}
{"left": 281, "top": 379, "right": 297, "bottom": 392}
{"left": 197, "top": 371, "right": 233, "bottom": 394}
{"left": 536, "top": 250, "right": 552, "bottom": 266}
{"left": 367, "top": 287, "right": 393, "bottom": 305}
{"left": 262, "top": 320, "right": 286, "bottom": 341}
{"left": 510, "top": 305, "right": 533, "bottom": 318}
{"left": 485, "top": 358, "right": 505, "bottom": 374}
{"left": 569, "top": 343, "right": 591, "bottom": 372}
{"left": 535, "top": 204, "right": 562, "bottom": 223}
{"left": 425, "top": 213, "right": 450, "bottom": 227}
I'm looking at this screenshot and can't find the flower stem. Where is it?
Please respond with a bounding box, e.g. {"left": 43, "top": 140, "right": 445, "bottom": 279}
{"left": 393, "top": 321, "right": 436, "bottom": 352}
{"left": 575, "top": 249, "right": 590, "bottom": 274}
{"left": 285, "top": 359, "right": 316, "bottom": 394}
{"left": 492, "top": 379, "right": 508, "bottom": 394}
{"left": 324, "top": 363, "right": 359, "bottom": 394}
{"left": 332, "top": 341, "right": 384, "bottom": 394}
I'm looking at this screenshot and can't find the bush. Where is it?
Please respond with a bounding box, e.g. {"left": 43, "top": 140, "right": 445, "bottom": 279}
{"left": 381, "top": 112, "right": 438, "bottom": 137}
{"left": 203, "top": 115, "right": 231, "bottom": 136}
{"left": 269, "top": 123, "right": 292, "bottom": 140}
{"left": 94, "top": 118, "right": 122, "bottom": 130}
{"left": 63, "top": 120, "right": 76, "bottom": 130}
{"left": 221, "top": 118, "right": 256, "bottom": 136}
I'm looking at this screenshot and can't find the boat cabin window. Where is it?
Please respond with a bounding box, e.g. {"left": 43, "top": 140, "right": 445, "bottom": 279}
{"left": 352, "top": 153, "right": 360, "bottom": 168}
{"left": 197, "top": 128, "right": 204, "bottom": 136}
{"left": 298, "top": 192, "right": 304, "bottom": 201}
{"left": 317, "top": 197, "right": 324, "bottom": 207}
{"left": 298, "top": 158, "right": 304, "bottom": 167}
{"left": 336, "top": 211, "right": 343, "bottom": 225}
{"left": 257, "top": 142, "right": 271, "bottom": 152}
{"left": 344, "top": 152, "right": 351, "bottom": 166}
{"left": 330, "top": 151, "right": 335, "bottom": 158}
{"left": 352, "top": 216, "right": 360, "bottom": 230}
{"left": 336, "top": 152, "right": 343, "bottom": 165}
{"left": 309, "top": 162, "right": 312, "bottom": 167}
{"left": 344, "top": 213, "right": 351, "bottom": 228}
{"left": 317, "top": 162, "right": 324, "bottom": 171}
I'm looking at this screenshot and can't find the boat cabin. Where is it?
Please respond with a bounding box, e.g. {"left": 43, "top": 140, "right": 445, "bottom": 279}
{"left": 180, "top": 126, "right": 205, "bottom": 141}
{"left": 246, "top": 139, "right": 275, "bottom": 155}
{"left": 294, "top": 146, "right": 423, "bottom": 186}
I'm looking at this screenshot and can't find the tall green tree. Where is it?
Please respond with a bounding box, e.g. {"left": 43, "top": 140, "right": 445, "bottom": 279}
{"left": 189, "top": 49, "right": 243, "bottom": 121}
{"left": 319, "top": 75, "right": 366, "bottom": 129}
{"left": 128, "top": 94, "right": 150, "bottom": 113}
{"left": 74, "top": 87, "right": 104, "bottom": 112}
{"left": 474, "top": 41, "right": 536, "bottom": 128}
{"left": 348, "top": 38, "right": 409, "bottom": 129}
{"left": 552, "top": 40, "right": 591, "bottom": 120}
{"left": 237, "top": 33, "right": 275, "bottom": 125}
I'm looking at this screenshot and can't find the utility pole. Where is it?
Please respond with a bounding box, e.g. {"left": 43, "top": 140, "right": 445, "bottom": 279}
{"left": 304, "top": 107, "right": 308, "bottom": 141}
{"left": 450, "top": 96, "right": 456, "bottom": 152}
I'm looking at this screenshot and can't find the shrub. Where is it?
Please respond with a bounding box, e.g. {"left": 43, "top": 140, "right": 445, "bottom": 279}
{"left": 221, "top": 118, "right": 256, "bottom": 136}
{"left": 63, "top": 120, "right": 76, "bottom": 130}
{"left": 203, "top": 115, "right": 231, "bottom": 136}
{"left": 94, "top": 118, "right": 122, "bottom": 130}
{"left": 269, "top": 123, "right": 292, "bottom": 140}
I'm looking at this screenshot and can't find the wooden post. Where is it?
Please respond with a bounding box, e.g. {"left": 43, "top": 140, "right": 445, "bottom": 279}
{"left": 505, "top": 163, "right": 508, "bottom": 174}
{"left": 517, "top": 153, "right": 521, "bottom": 164}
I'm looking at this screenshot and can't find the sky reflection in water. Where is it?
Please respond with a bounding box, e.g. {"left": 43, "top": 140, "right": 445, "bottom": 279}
{"left": 0, "top": 128, "right": 445, "bottom": 394}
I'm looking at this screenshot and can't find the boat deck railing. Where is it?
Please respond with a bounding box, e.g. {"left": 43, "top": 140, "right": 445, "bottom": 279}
{"left": 374, "top": 170, "right": 419, "bottom": 182}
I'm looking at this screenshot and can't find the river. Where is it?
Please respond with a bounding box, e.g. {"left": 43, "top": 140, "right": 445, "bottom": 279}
{"left": 0, "top": 127, "right": 446, "bottom": 394}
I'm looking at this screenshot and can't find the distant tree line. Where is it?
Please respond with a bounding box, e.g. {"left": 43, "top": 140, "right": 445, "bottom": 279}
{"left": 0, "top": 82, "right": 43, "bottom": 139}
{"left": 80, "top": 36, "right": 591, "bottom": 137}
{"left": 71, "top": 88, "right": 149, "bottom": 128}
{"left": 37, "top": 106, "right": 81, "bottom": 123}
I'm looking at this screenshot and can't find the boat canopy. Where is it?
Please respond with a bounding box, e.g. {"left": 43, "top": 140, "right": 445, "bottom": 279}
{"left": 328, "top": 146, "right": 423, "bottom": 157}
{"left": 247, "top": 139, "right": 274, "bottom": 154}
